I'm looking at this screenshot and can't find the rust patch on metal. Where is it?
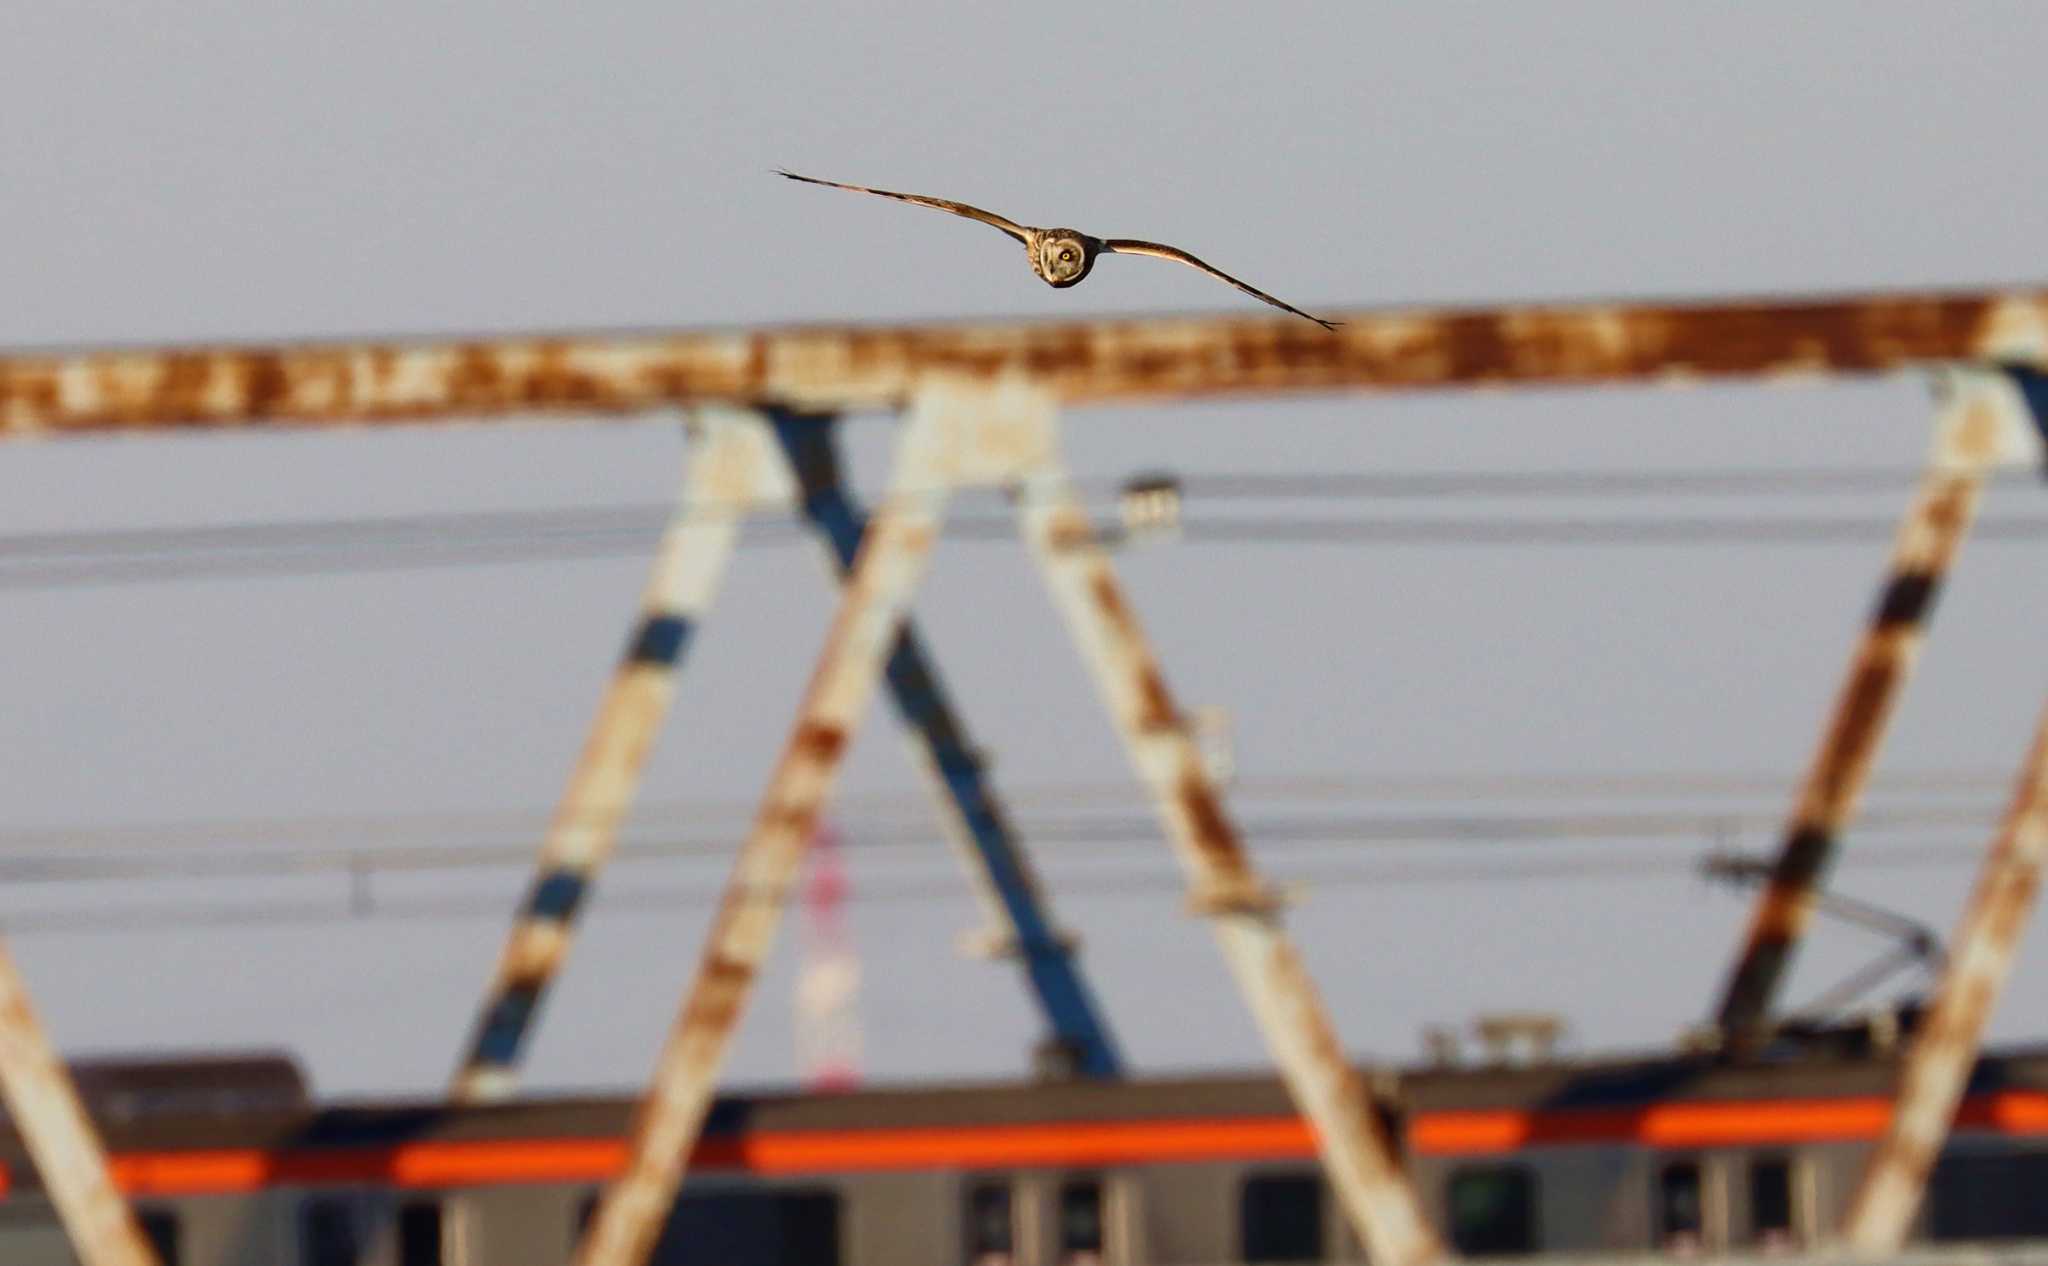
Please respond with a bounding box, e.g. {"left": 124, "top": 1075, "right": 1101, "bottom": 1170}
{"left": 1133, "top": 668, "right": 1178, "bottom": 734}
{"left": 1083, "top": 570, "right": 1178, "bottom": 732}
{"left": 1811, "top": 653, "right": 1903, "bottom": 811}
{"left": 1178, "top": 770, "right": 1250, "bottom": 873}
{"left": 1747, "top": 892, "right": 1810, "bottom": 945}
{"left": 744, "top": 334, "right": 771, "bottom": 398}
{"left": 1981, "top": 861, "right": 2042, "bottom": 950}
{"left": 1037, "top": 503, "right": 1095, "bottom": 554}
{"left": 500, "top": 952, "right": 556, "bottom": 993}
{"left": 529, "top": 343, "right": 605, "bottom": 406}
{"left": 760, "top": 802, "right": 819, "bottom": 842}
{"left": 0, "top": 364, "right": 58, "bottom": 425}
{"left": 1087, "top": 570, "right": 1133, "bottom": 640}
{"left": 1885, "top": 1134, "right": 1939, "bottom": 1188}
{"left": 5, "top": 286, "right": 2046, "bottom": 435}
{"left": 680, "top": 951, "right": 756, "bottom": 1037}
{"left": 1946, "top": 975, "right": 1999, "bottom": 1050}
{"left": 1921, "top": 479, "right": 1975, "bottom": 539}
{"left": 449, "top": 345, "right": 507, "bottom": 408}
{"left": 791, "top": 720, "right": 847, "bottom": 766}
{"left": 237, "top": 352, "right": 290, "bottom": 419}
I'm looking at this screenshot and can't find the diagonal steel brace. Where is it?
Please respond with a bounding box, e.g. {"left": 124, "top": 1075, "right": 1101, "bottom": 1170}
{"left": 1712, "top": 366, "right": 2047, "bottom": 1047}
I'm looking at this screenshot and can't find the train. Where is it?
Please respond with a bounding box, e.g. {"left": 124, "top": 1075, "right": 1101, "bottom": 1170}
{"left": 3, "top": 1025, "right": 2046, "bottom": 1266}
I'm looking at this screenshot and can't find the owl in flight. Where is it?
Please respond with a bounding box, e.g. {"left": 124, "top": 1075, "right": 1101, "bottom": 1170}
{"left": 779, "top": 170, "right": 1340, "bottom": 331}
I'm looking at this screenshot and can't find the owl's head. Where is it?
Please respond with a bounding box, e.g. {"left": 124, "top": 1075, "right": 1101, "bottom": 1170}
{"left": 1030, "top": 230, "right": 1098, "bottom": 288}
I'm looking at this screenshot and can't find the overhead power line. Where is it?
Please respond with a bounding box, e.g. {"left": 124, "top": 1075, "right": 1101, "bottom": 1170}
{"left": 0, "top": 802, "right": 2005, "bottom": 872}
{"left": 0, "top": 838, "right": 1998, "bottom": 938}
{"left": 8, "top": 509, "right": 2048, "bottom": 591}
{"left": 6, "top": 462, "right": 2048, "bottom": 590}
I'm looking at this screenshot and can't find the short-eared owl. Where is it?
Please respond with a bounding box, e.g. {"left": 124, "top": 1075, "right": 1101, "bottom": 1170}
{"left": 779, "top": 170, "right": 1339, "bottom": 330}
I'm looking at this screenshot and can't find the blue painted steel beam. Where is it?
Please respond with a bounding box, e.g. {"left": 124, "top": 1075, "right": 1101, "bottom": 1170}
{"left": 769, "top": 409, "right": 1124, "bottom": 1079}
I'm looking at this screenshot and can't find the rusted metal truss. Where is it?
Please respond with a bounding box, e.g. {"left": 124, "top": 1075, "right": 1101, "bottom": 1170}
{"left": 10, "top": 288, "right": 2048, "bottom": 1266}
{"left": 1711, "top": 367, "right": 2048, "bottom": 1047}
{"left": 572, "top": 384, "right": 972, "bottom": 1266}
{"left": 0, "top": 939, "right": 160, "bottom": 1266}
{"left": 453, "top": 407, "right": 1120, "bottom": 1103}
{"left": 450, "top": 409, "right": 781, "bottom": 1103}
{"left": 1840, "top": 687, "right": 2048, "bottom": 1252}
{"left": 1013, "top": 438, "right": 1444, "bottom": 1266}
{"left": 6, "top": 286, "right": 2048, "bottom": 435}
{"left": 573, "top": 377, "right": 1439, "bottom": 1266}
{"left": 766, "top": 409, "right": 1122, "bottom": 1077}
{"left": 1823, "top": 369, "right": 2048, "bottom": 1250}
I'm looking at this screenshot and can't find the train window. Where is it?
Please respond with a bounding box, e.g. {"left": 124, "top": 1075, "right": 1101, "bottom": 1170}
{"left": 777, "top": 1191, "right": 841, "bottom": 1266}
{"left": 964, "top": 1182, "right": 1015, "bottom": 1266}
{"left": 646, "top": 1187, "right": 842, "bottom": 1266}
{"left": 299, "top": 1198, "right": 359, "bottom": 1266}
{"left": 400, "top": 1200, "right": 444, "bottom": 1266}
{"left": 1239, "top": 1172, "right": 1324, "bottom": 1263}
{"left": 1748, "top": 1155, "right": 1794, "bottom": 1247}
{"left": 138, "top": 1208, "right": 181, "bottom": 1266}
{"left": 1928, "top": 1150, "right": 2048, "bottom": 1241}
{"left": 1447, "top": 1165, "right": 1538, "bottom": 1256}
{"left": 1657, "top": 1162, "right": 1705, "bottom": 1250}
{"left": 1058, "top": 1179, "right": 1105, "bottom": 1266}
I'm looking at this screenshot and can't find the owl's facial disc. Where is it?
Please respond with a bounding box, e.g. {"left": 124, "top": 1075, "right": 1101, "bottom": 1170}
{"left": 1034, "top": 231, "right": 1095, "bottom": 287}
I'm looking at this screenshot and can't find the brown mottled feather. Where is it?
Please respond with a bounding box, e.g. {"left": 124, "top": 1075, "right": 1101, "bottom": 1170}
{"left": 778, "top": 170, "right": 1028, "bottom": 244}
{"left": 1101, "top": 239, "right": 1339, "bottom": 331}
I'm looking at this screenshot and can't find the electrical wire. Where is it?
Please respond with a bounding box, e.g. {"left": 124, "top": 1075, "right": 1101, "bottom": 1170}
{"left": 0, "top": 803, "right": 2004, "bottom": 875}
{"left": 0, "top": 768, "right": 2011, "bottom": 856}
{"left": 6, "top": 460, "right": 2046, "bottom": 590}
{"left": 0, "top": 838, "right": 1996, "bottom": 937}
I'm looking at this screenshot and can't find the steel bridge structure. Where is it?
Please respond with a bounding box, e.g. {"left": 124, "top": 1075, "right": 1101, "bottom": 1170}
{"left": 3, "top": 285, "right": 2048, "bottom": 1265}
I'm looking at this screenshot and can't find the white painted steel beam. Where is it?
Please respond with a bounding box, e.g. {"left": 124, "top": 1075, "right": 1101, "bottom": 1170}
{"left": 451, "top": 409, "right": 788, "bottom": 1103}
{"left": 0, "top": 939, "right": 160, "bottom": 1266}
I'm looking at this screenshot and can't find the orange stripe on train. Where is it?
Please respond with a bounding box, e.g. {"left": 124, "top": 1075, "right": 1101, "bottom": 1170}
{"left": 4, "top": 1091, "right": 2044, "bottom": 1197}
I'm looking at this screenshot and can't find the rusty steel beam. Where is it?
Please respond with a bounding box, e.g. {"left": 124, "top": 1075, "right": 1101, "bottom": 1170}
{"left": 572, "top": 380, "right": 1050, "bottom": 1266}
{"left": 450, "top": 410, "right": 787, "bottom": 1103}
{"left": 1014, "top": 439, "right": 1443, "bottom": 1263}
{"left": 7, "top": 286, "right": 2048, "bottom": 436}
{"left": 0, "top": 939, "right": 160, "bottom": 1266}
{"left": 1838, "top": 694, "right": 2048, "bottom": 1253}
{"left": 1713, "top": 368, "right": 2048, "bottom": 1047}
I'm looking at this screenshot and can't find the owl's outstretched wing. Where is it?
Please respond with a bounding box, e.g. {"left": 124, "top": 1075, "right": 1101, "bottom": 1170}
{"left": 1099, "top": 238, "right": 1340, "bottom": 331}
{"left": 778, "top": 170, "right": 1030, "bottom": 245}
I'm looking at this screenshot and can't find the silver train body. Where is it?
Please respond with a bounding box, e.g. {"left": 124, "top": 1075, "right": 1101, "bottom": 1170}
{"left": 2, "top": 1040, "right": 2044, "bottom": 1265}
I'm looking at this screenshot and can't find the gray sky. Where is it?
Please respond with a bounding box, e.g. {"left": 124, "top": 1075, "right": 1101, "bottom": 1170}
{"left": 4, "top": 3, "right": 2048, "bottom": 1100}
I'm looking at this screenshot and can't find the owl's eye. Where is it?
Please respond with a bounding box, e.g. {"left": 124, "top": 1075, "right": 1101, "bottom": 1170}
{"left": 1059, "top": 249, "right": 1074, "bottom": 263}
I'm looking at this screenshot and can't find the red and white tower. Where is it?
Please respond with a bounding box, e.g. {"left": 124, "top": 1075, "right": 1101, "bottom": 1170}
{"left": 794, "top": 820, "right": 863, "bottom": 1091}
